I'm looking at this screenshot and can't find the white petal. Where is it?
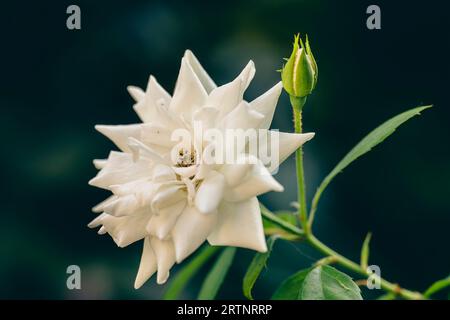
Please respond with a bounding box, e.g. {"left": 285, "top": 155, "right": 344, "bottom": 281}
{"left": 97, "top": 207, "right": 152, "bottom": 248}
{"left": 183, "top": 50, "right": 216, "bottom": 93}
{"left": 151, "top": 184, "right": 186, "bottom": 213}
{"left": 192, "top": 106, "right": 219, "bottom": 131}
{"left": 194, "top": 162, "right": 216, "bottom": 181}
{"left": 152, "top": 164, "right": 177, "bottom": 182}
{"left": 140, "top": 124, "right": 177, "bottom": 150}
{"left": 127, "top": 137, "right": 169, "bottom": 165}
{"left": 151, "top": 237, "right": 176, "bottom": 284}
{"left": 246, "top": 130, "right": 315, "bottom": 172}
{"left": 275, "top": 131, "right": 315, "bottom": 169}
{"left": 195, "top": 171, "right": 225, "bottom": 214}
{"left": 87, "top": 212, "right": 107, "bottom": 228}
{"left": 219, "top": 155, "right": 253, "bottom": 187}
{"left": 127, "top": 85, "right": 145, "bottom": 102}
{"left": 250, "top": 82, "right": 282, "bottom": 129}
{"left": 133, "top": 76, "right": 172, "bottom": 123}
{"left": 147, "top": 200, "right": 186, "bottom": 240}
{"left": 207, "top": 197, "right": 267, "bottom": 252}
{"left": 93, "top": 159, "right": 107, "bottom": 170}
{"left": 172, "top": 165, "right": 198, "bottom": 178}
{"left": 109, "top": 179, "right": 151, "bottom": 197}
{"left": 102, "top": 194, "right": 140, "bottom": 217}
{"left": 224, "top": 160, "right": 283, "bottom": 202}
{"left": 219, "top": 101, "right": 264, "bottom": 131}
{"left": 206, "top": 61, "right": 255, "bottom": 119}
{"left": 95, "top": 124, "right": 142, "bottom": 153}
{"left": 169, "top": 57, "right": 208, "bottom": 120}
{"left": 134, "top": 237, "right": 157, "bottom": 289}
{"left": 92, "top": 195, "right": 118, "bottom": 213}
{"left": 172, "top": 205, "right": 218, "bottom": 263}
{"left": 88, "top": 152, "right": 151, "bottom": 190}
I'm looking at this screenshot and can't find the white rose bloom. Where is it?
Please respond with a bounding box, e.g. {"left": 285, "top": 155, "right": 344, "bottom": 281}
{"left": 88, "top": 50, "right": 314, "bottom": 288}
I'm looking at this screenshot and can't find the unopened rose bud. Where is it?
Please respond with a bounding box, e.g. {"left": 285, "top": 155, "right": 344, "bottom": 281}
{"left": 281, "top": 34, "right": 318, "bottom": 98}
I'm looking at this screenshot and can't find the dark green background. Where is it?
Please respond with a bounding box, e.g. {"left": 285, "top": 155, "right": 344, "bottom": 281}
{"left": 1, "top": 0, "right": 448, "bottom": 299}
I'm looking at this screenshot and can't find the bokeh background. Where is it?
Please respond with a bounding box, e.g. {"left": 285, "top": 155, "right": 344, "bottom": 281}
{"left": 1, "top": 0, "right": 448, "bottom": 299}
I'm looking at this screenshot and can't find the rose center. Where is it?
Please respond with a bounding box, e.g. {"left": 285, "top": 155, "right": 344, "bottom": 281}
{"left": 176, "top": 147, "right": 197, "bottom": 167}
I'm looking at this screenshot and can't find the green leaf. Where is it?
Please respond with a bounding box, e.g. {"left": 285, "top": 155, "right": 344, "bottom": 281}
{"left": 360, "top": 232, "right": 372, "bottom": 270}
{"left": 299, "top": 265, "right": 363, "bottom": 300}
{"left": 273, "top": 266, "right": 362, "bottom": 300}
{"left": 424, "top": 275, "right": 450, "bottom": 298}
{"left": 272, "top": 268, "right": 313, "bottom": 299}
{"left": 243, "top": 236, "right": 278, "bottom": 300}
{"left": 310, "top": 105, "right": 432, "bottom": 219}
{"left": 197, "top": 247, "right": 236, "bottom": 300}
{"left": 163, "top": 245, "right": 220, "bottom": 300}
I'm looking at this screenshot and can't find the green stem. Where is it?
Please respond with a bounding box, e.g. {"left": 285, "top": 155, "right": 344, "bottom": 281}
{"left": 306, "top": 234, "right": 424, "bottom": 300}
{"left": 260, "top": 204, "right": 304, "bottom": 237}
{"left": 260, "top": 204, "right": 424, "bottom": 299}
{"left": 290, "top": 95, "right": 309, "bottom": 234}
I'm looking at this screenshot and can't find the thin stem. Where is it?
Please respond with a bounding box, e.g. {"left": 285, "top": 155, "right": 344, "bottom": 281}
{"left": 308, "top": 191, "right": 320, "bottom": 230}
{"left": 306, "top": 234, "right": 424, "bottom": 300}
{"left": 259, "top": 204, "right": 424, "bottom": 299}
{"left": 290, "top": 95, "right": 309, "bottom": 234}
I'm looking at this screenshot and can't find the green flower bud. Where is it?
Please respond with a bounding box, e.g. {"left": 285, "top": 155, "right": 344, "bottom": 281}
{"left": 281, "top": 34, "right": 318, "bottom": 98}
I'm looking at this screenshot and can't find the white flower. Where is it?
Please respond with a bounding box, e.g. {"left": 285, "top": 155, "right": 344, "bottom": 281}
{"left": 88, "top": 50, "right": 314, "bottom": 288}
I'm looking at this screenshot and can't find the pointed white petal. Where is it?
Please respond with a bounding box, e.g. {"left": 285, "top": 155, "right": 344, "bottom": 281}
{"left": 134, "top": 237, "right": 157, "bottom": 289}
{"left": 172, "top": 205, "right": 218, "bottom": 263}
{"left": 151, "top": 184, "right": 186, "bottom": 213}
{"left": 151, "top": 237, "right": 176, "bottom": 284}
{"left": 99, "top": 207, "right": 152, "bottom": 248}
{"left": 207, "top": 197, "right": 267, "bottom": 252}
{"left": 250, "top": 82, "right": 282, "bottom": 129}
{"left": 102, "top": 194, "right": 140, "bottom": 217}
{"left": 88, "top": 152, "right": 151, "bottom": 190}
{"left": 219, "top": 101, "right": 264, "bottom": 132}
{"left": 133, "top": 76, "right": 172, "bottom": 123}
{"left": 108, "top": 179, "right": 151, "bottom": 197}
{"left": 93, "top": 159, "right": 107, "bottom": 170}
{"left": 192, "top": 106, "right": 219, "bottom": 131}
{"left": 127, "top": 137, "right": 168, "bottom": 165}
{"left": 206, "top": 61, "right": 255, "bottom": 119}
{"left": 245, "top": 130, "right": 315, "bottom": 173}
{"left": 184, "top": 50, "right": 216, "bottom": 93}
{"left": 169, "top": 57, "right": 208, "bottom": 120}
{"left": 195, "top": 171, "right": 225, "bottom": 214}
{"left": 87, "top": 212, "right": 107, "bottom": 228}
{"left": 219, "top": 155, "right": 253, "bottom": 187}
{"left": 140, "top": 124, "right": 177, "bottom": 149}
{"left": 92, "top": 195, "right": 118, "bottom": 213}
{"left": 95, "top": 124, "right": 142, "bottom": 153}
{"left": 127, "top": 85, "right": 145, "bottom": 102}
{"left": 147, "top": 200, "right": 186, "bottom": 240}
{"left": 224, "top": 160, "right": 283, "bottom": 202}
{"left": 275, "top": 131, "right": 315, "bottom": 168}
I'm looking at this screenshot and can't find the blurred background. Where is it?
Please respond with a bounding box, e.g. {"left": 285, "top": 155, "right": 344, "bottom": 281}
{"left": 0, "top": 0, "right": 448, "bottom": 299}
